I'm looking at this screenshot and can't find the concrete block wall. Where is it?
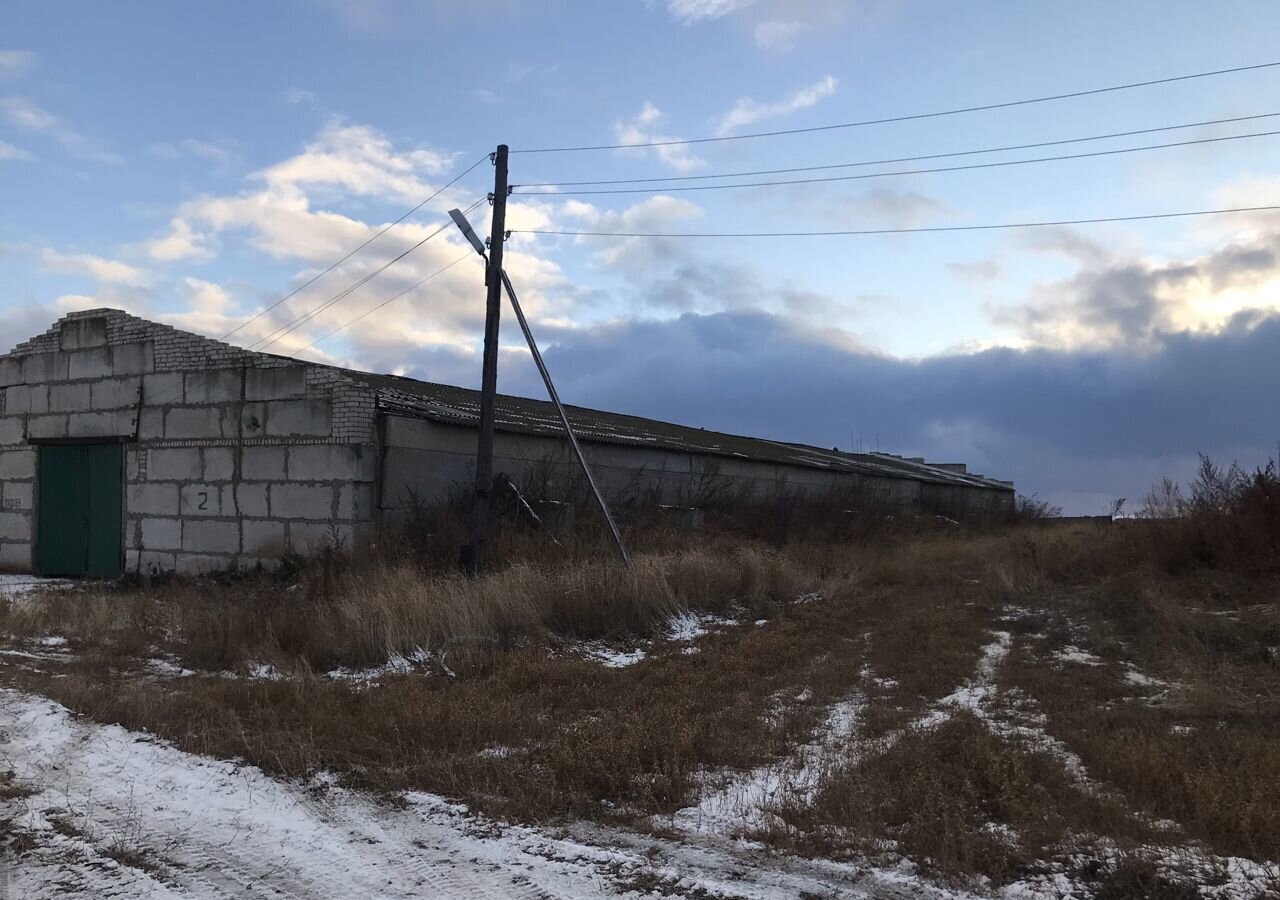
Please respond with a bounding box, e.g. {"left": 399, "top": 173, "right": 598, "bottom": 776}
{"left": 380, "top": 416, "right": 840, "bottom": 516}
{"left": 124, "top": 442, "right": 377, "bottom": 576}
{"left": 0, "top": 441, "right": 35, "bottom": 571}
{"left": 378, "top": 415, "right": 1014, "bottom": 523}
{"left": 1, "top": 309, "right": 380, "bottom": 576}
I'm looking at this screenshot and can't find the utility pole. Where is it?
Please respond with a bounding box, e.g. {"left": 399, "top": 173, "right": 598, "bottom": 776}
{"left": 462, "top": 144, "right": 508, "bottom": 575}
{"left": 449, "top": 205, "right": 632, "bottom": 569}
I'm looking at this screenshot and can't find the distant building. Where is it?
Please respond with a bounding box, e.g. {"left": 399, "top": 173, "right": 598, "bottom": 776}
{"left": 0, "top": 309, "right": 1013, "bottom": 577}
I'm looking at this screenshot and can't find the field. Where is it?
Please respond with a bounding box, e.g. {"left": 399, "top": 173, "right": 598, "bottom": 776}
{"left": 2, "top": 465, "right": 1279, "bottom": 898}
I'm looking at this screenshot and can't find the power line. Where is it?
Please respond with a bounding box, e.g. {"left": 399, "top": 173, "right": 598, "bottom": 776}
{"left": 511, "top": 61, "right": 1280, "bottom": 154}
{"left": 513, "top": 111, "right": 1280, "bottom": 188}
{"left": 512, "top": 204, "right": 1280, "bottom": 238}
{"left": 297, "top": 251, "right": 479, "bottom": 353}
{"left": 511, "top": 128, "right": 1280, "bottom": 196}
{"left": 252, "top": 197, "right": 485, "bottom": 353}
{"left": 252, "top": 197, "right": 487, "bottom": 354}
{"left": 221, "top": 154, "right": 488, "bottom": 342}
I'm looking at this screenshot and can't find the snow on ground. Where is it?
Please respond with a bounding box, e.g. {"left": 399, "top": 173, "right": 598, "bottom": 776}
{"left": 672, "top": 692, "right": 864, "bottom": 837}
{"left": 912, "top": 630, "right": 1012, "bottom": 730}
{"left": 325, "top": 648, "right": 432, "bottom": 684}
{"left": 579, "top": 642, "right": 648, "bottom": 668}
{"left": 1122, "top": 666, "right": 1169, "bottom": 689}
{"left": 578, "top": 610, "right": 743, "bottom": 669}
{"left": 0, "top": 688, "right": 979, "bottom": 900}
{"left": 0, "top": 575, "right": 72, "bottom": 602}
{"left": 666, "top": 611, "right": 739, "bottom": 642}
{"left": 1052, "top": 645, "right": 1102, "bottom": 666}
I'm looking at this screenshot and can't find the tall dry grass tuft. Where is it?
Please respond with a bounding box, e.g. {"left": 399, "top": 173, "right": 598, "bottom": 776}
{"left": 0, "top": 545, "right": 832, "bottom": 673}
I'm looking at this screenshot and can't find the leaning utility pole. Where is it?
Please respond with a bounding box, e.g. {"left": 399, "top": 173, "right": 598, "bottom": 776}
{"left": 449, "top": 205, "right": 632, "bottom": 569}
{"left": 462, "top": 144, "right": 508, "bottom": 575}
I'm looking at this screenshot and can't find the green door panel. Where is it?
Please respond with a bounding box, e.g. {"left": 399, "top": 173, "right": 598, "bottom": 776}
{"left": 85, "top": 444, "right": 123, "bottom": 578}
{"left": 35, "top": 445, "right": 89, "bottom": 576}
{"left": 36, "top": 443, "right": 122, "bottom": 578}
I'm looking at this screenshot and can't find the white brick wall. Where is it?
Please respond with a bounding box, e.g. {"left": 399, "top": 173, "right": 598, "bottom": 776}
{"left": 1, "top": 309, "right": 382, "bottom": 575}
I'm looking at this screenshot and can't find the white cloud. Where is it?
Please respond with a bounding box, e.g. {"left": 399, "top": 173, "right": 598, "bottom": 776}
{"left": 149, "top": 137, "right": 242, "bottom": 164}
{"left": 996, "top": 230, "right": 1280, "bottom": 350}
{"left": 613, "top": 102, "right": 704, "bottom": 174}
{"left": 714, "top": 75, "right": 837, "bottom": 136}
{"left": 40, "top": 249, "right": 152, "bottom": 287}
{"left": 0, "top": 96, "right": 56, "bottom": 130}
{"left": 143, "top": 218, "right": 215, "bottom": 263}
{"left": 32, "top": 117, "right": 586, "bottom": 370}
{"left": 144, "top": 120, "right": 469, "bottom": 265}
{"left": 184, "top": 277, "right": 234, "bottom": 312}
{"left": 281, "top": 86, "right": 320, "bottom": 107}
{"left": 0, "top": 95, "right": 121, "bottom": 163}
{"left": 663, "top": 0, "right": 854, "bottom": 51}
{"left": 256, "top": 120, "right": 454, "bottom": 204}
{"left": 666, "top": 0, "right": 757, "bottom": 24}
{"left": 0, "top": 139, "right": 29, "bottom": 161}
{"left": 753, "top": 19, "right": 805, "bottom": 50}
{"left": 563, "top": 195, "right": 704, "bottom": 268}
{"left": 0, "top": 50, "right": 35, "bottom": 75}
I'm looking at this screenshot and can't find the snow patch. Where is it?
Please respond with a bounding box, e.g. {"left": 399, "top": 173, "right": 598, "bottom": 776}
{"left": 326, "top": 648, "right": 432, "bottom": 684}
{"left": 580, "top": 643, "right": 648, "bottom": 668}
{"left": 671, "top": 692, "right": 864, "bottom": 837}
{"left": 0, "top": 575, "right": 73, "bottom": 600}
{"left": 145, "top": 657, "right": 195, "bottom": 678}
{"left": 1054, "top": 645, "right": 1103, "bottom": 666}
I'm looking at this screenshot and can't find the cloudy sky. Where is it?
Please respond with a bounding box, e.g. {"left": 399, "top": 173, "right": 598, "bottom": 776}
{"left": 3, "top": 1, "right": 1279, "bottom": 513}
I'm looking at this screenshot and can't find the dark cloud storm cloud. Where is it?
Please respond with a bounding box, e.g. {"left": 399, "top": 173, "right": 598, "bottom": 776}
{"left": 397, "top": 307, "right": 1280, "bottom": 515}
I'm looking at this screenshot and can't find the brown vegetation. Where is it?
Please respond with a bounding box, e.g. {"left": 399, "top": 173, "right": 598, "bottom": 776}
{"left": 2, "top": 458, "right": 1278, "bottom": 894}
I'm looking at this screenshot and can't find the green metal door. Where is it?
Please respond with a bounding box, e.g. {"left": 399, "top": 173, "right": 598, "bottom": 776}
{"left": 36, "top": 443, "right": 123, "bottom": 578}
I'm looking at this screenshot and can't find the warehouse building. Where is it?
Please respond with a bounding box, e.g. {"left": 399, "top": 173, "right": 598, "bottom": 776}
{"left": 0, "top": 309, "right": 1013, "bottom": 577}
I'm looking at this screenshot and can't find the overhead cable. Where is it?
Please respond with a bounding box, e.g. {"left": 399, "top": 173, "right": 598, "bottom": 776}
{"left": 512, "top": 129, "right": 1280, "bottom": 196}
{"left": 297, "top": 251, "right": 479, "bottom": 353}
{"left": 252, "top": 196, "right": 487, "bottom": 353}
{"left": 512, "top": 204, "right": 1280, "bottom": 238}
{"left": 222, "top": 154, "right": 488, "bottom": 342}
{"left": 513, "top": 112, "right": 1280, "bottom": 188}
{"left": 511, "top": 61, "right": 1280, "bottom": 154}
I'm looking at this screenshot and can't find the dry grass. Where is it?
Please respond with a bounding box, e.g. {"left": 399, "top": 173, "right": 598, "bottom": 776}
{"left": 2, "top": 471, "right": 1278, "bottom": 893}
{"left": 6, "top": 588, "right": 873, "bottom": 822}
{"left": 2, "top": 544, "right": 828, "bottom": 673}
{"left": 768, "top": 711, "right": 1142, "bottom": 881}
{"left": 1000, "top": 576, "right": 1280, "bottom": 864}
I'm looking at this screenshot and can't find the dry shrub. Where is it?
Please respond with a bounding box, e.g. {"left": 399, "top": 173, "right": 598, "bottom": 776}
{"left": 1140, "top": 456, "right": 1280, "bottom": 576}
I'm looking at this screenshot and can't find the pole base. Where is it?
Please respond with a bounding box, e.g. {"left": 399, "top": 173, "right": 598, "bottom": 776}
{"left": 458, "top": 542, "right": 480, "bottom": 576}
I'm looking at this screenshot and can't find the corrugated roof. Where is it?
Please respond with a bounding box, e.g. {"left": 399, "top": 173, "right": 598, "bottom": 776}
{"left": 347, "top": 370, "right": 1012, "bottom": 492}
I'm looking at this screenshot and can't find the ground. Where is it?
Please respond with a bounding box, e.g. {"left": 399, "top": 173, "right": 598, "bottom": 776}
{"left": 4, "top": 687, "right": 941, "bottom": 899}
{"left": 2, "top": 512, "right": 1278, "bottom": 898}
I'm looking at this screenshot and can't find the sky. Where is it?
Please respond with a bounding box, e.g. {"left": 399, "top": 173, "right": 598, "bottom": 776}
{"left": 2, "top": 0, "right": 1280, "bottom": 514}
